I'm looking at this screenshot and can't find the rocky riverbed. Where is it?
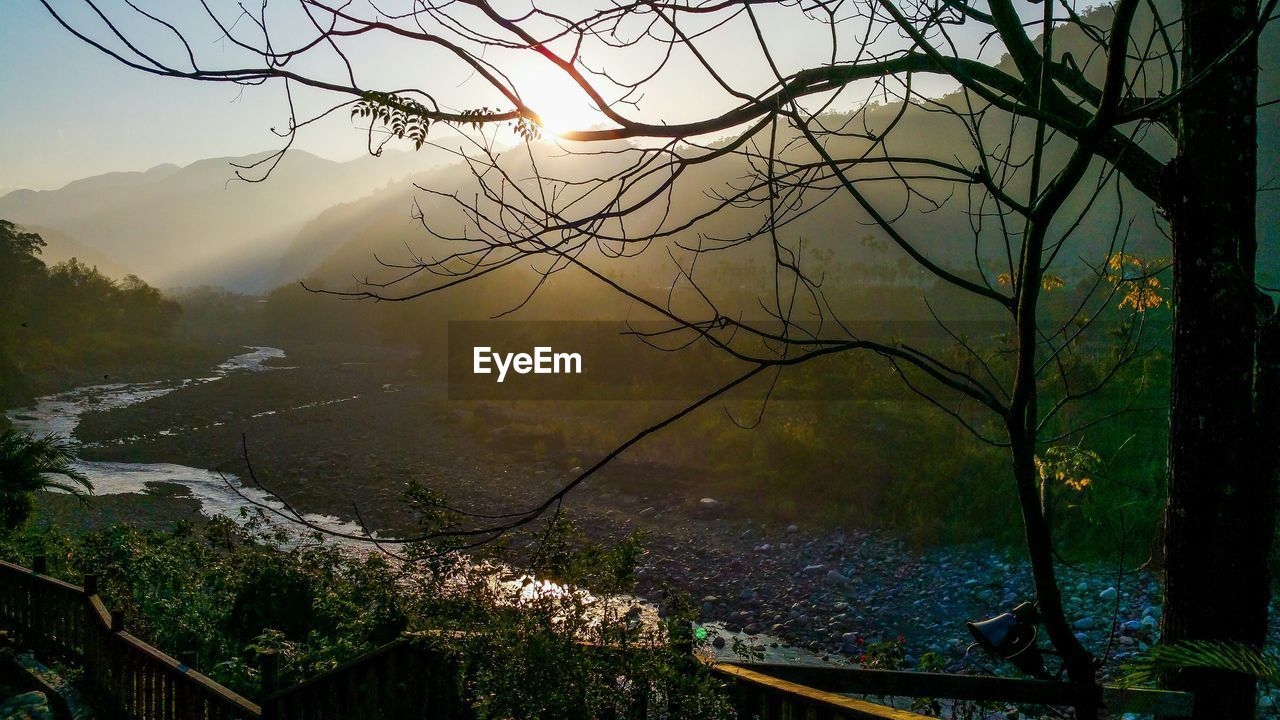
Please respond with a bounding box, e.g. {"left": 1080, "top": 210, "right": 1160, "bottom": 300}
{"left": 22, "top": 343, "right": 1280, "bottom": 697}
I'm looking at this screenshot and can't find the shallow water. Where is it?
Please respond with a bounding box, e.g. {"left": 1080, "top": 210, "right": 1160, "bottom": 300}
{"left": 5, "top": 346, "right": 816, "bottom": 664}
{"left": 5, "top": 346, "right": 368, "bottom": 540}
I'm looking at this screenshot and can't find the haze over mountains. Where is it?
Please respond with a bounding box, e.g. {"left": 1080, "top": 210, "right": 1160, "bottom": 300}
{"left": 2, "top": 3, "right": 1274, "bottom": 299}
{"left": 0, "top": 146, "right": 458, "bottom": 292}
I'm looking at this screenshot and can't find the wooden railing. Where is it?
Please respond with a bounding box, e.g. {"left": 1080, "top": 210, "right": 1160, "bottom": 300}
{"left": 0, "top": 557, "right": 1192, "bottom": 719}
{"left": 259, "top": 637, "right": 935, "bottom": 720}
{"left": 259, "top": 638, "right": 468, "bottom": 720}
{"left": 1, "top": 558, "right": 922, "bottom": 719}
{"left": 714, "top": 663, "right": 932, "bottom": 720}
{"left": 0, "top": 558, "right": 261, "bottom": 720}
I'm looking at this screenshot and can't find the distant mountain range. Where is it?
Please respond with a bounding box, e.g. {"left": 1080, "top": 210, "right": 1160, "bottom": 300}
{"left": 2, "top": 5, "right": 1274, "bottom": 298}
{"left": 0, "top": 146, "right": 458, "bottom": 292}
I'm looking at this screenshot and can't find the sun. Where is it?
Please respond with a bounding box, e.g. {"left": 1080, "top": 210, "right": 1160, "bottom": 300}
{"left": 517, "top": 75, "right": 605, "bottom": 137}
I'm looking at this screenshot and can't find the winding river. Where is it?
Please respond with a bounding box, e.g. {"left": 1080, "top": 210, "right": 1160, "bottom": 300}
{"left": 5, "top": 346, "right": 367, "bottom": 540}
{"left": 4, "top": 346, "right": 813, "bottom": 664}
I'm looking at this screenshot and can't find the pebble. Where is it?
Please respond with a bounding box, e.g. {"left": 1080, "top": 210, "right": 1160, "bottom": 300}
{"left": 825, "top": 570, "right": 851, "bottom": 586}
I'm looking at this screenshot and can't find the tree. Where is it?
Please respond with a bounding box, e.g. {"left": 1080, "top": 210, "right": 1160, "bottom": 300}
{"left": 1161, "top": 0, "right": 1280, "bottom": 716}
{"left": 0, "top": 430, "right": 92, "bottom": 533}
{"left": 39, "top": 0, "right": 1276, "bottom": 715}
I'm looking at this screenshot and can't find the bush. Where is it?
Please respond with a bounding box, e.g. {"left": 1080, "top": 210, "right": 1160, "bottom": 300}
{"left": 1, "top": 506, "right": 734, "bottom": 716}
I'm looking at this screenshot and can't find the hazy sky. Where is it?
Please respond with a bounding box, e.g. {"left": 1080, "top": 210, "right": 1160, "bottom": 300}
{"left": 1, "top": 3, "right": 373, "bottom": 192}
{"left": 2, "top": 1, "right": 1063, "bottom": 194}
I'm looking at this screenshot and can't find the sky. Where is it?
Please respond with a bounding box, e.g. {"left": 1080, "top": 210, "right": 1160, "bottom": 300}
{"left": 1, "top": 3, "right": 367, "bottom": 192}
{"left": 1, "top": 0, "right": 1057, "bottom": 194}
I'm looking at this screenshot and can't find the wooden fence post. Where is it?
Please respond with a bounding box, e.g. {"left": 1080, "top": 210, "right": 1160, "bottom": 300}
{"left": 84, "top": 574, "right": 98, "bottom": 596}
{"left": 110, "top": 609, "right": 125, "bottom": 633}
{"left": 260, "top": 651, "right": 280, "bottom": 698}
{"left": 32, "top": 555, "right": 47, "bottom": 574}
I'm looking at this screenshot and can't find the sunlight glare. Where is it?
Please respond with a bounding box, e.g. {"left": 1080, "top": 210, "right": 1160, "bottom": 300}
{"left": 521, "top": 75, "right": 605, "bottom": 137}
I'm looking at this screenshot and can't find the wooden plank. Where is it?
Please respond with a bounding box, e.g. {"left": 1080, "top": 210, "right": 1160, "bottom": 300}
{"left": 262, "top": 638, "right": 411, "bottom": 703}
{"left": 712, "top": 663, "right": 935, "bottom": 720}
{"left": 0, "top": 560, "right": 86, "bottom": 596}
{"left": 116, "top": 632, "right": 261, "bottom": 716}
{"left": 723, "top": 662, "right": 1099, "bottom": 707}
{"left": 725, "top": 663, "right": 1194, "bottom": 717}
{"left": 89, "top": 596, "right": 113, "bottom": 629}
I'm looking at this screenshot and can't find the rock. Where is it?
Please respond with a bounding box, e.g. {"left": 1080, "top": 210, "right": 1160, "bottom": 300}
{"left": 739, "top": 588, "right": 757, "bottom": 601}
{"left": 801, "top": 564, "right": 826, "bottom": 573}
{"left": 786, "top": 524, "right": 799, "bottom": 534}
{"left": 699, "top": 497, "right": 719, "bottom": 506}
{"left": 638, "top": 506, "right": 655, "bottom": 516}
{"left": 1073, "top": 616, "right": 1096, "bottom": 630}
{"left": 825, "top": 570, "right": 851, "bottom": 586}
{"left": 712, "top": 636, "right": 727, "bottom": 649}
{"left": 1099, "top": 587, "right": 1118, "bottom": 601}
{"left": 0, "top": 692, "right": 53, "bottom": 720}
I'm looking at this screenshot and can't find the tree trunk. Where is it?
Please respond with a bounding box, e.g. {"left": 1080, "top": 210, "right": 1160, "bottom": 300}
{"left": 1161, "top": 0, "right": 1274, "bottom": 716}
{"left": 1008, "top": 427, "right": 1099, "bottom": 717}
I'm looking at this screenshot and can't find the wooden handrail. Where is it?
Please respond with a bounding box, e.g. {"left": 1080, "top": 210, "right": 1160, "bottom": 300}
{"left": 713, "top": 662, "right": 936, "bottom": 719}
{"left": 0, "top": 558, "right": 262, "bottom": 719}
{"left": 2, "top": 557, "right": 1192, "bottom": 719}
{"left": 720, "top": 662, "right": 1195, "bottom": 717}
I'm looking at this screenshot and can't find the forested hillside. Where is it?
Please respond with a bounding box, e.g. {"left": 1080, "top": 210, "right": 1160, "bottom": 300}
{"left": 0, "top": 221, "right": 211, "bottom": 406}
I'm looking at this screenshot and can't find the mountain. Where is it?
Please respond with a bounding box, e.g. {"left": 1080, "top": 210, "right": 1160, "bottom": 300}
{"left": 281, "top": 5, "right": 1277, "bottom": 301}
{"left": 23, "top": 224, "right": 132, "bottom": 279}
{"left": 0, "top": 146, "right": 457, "bottom": 292}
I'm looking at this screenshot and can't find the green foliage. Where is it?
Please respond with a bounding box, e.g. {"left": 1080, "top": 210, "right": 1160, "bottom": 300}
{"left": 2, "top": 515, "right": 411, "bottom": 695}
{"left": 1121, "top": 640, "right": 1280, "bottom": 688}
{"left": 351, "top": 92, "right": 538, "bottom": 148}
{"left": 0, "top": 431, "right": 91, "bottom": 533}
{"left": 1, "top": 505, "right": 733, "bottom": 715}
{"left": 858, "top": 635, "right": 908, "bottom": 669}
{"left": 421, "top": 517, "right": 732, "bottom": 719}
{"left": 352, "top": 92, "right": 436, "bottom": 150}
{"left": 0, "top": 220, "right": 190, "bottom": 405}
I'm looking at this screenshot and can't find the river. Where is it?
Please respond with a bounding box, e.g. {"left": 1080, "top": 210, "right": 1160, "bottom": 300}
{"left": 5, "top": 346, "right": 368, "bottom": 540}
{"left": 5, "top": 345, "right": 812, "bottom": 663}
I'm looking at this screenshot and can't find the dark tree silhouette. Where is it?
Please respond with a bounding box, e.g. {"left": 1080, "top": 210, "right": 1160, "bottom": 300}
{"left": 36, "top": 1, "right": 1277, "bottom": 716}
